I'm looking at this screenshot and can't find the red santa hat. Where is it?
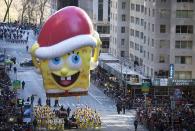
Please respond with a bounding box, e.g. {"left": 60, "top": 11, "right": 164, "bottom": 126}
{"left": 34, "top": 6, "right": 96, "bottom": 59}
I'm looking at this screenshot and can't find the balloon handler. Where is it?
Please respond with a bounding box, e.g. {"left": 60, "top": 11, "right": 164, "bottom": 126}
{"left": 30, "top": 6, "right": 101, "bottom": 97}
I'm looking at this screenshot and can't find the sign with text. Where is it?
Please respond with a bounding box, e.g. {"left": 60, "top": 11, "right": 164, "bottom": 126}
{"left": 169, "top": 64, "right": 174, "bottom": 79}
{"left": 169, "top": 79, "right": 195, "bottom": 86}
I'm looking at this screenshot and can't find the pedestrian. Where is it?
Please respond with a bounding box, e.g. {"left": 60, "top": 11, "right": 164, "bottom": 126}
{"left": 46, "top": 98, "right": 51, "bottom": 107}
{"left": 26, "top": 45, "right": 29, "bottom": 52}
{"left": 38, "top": 97, "right": 42, "bottom": 106}
{"left": 21, "top": 81, "right": 25, "bottom": 89}
{"left": 31, "top": 95, "right": 34, "bottom": 105}
{"left": 33, "top": 118, "right": 37, "bottom": 131}
{"left": 13, "top": 67, "right": 17, "bottom": 74}
{"left": 134, "top": 119, "right": 138, "bottom": 131}
{"left": 116, "top": 102, "right": 121, "bottom": 114}
{"left": 67, "top": 107, "right": 71, "bottom": 117}
{"left": 54, "top": 98, "right": 59, "bottom": 107}
{"left": 122, "top": 103, "right": 126, "bottom": 114}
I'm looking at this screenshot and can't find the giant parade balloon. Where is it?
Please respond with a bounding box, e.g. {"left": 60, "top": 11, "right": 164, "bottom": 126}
{"left": 30, "top": 6, "right": 101, "bottom": 97}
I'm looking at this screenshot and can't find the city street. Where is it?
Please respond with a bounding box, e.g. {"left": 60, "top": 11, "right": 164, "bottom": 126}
{"left": 1, "top": 33, "right": 147, "bottom": 130}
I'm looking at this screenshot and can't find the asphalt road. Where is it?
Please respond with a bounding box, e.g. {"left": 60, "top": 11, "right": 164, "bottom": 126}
{"left": 0, "top": 33, "right": 148, "bottom": 131}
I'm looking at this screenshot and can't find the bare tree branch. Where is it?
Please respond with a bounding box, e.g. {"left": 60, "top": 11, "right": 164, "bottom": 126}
{"left": 3, "top": 0, "right": 14, "bottom": 22}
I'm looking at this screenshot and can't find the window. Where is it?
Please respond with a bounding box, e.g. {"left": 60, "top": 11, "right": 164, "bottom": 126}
{"left": 148, "top": 23, "right": 150, "bottom": 31}
{"left": 176, "top": 10, "right": 193, "bottom": 18}
{"left": 121, "top": 27, "right": 125, "bottom": 33}
{"left": 135, "top": 31, "right": 139, "bottom": 38}
{"left": 130, "top": 41, "right": 134, "bottom": 48}
{"left": 140, "top": 32, "right": 144, "bottom": 39}
{"left": 136, "top": 4, "right": 140, "bottom": 12}
{"left": 121, "top": 51, "right": 125, "bottom": 57}
{"left": 148, "top": 52, "right": 150, "bottom": 59}
{"left": 161, "top": 0, "right": 166, "bottom": 2}
{"left": 122, "top": 2, "right": 126, "bottom": 9}
{"left": 159, "top": 55, "right": 165, "bottom": 63}
{"left": 144, "top": 50, "right": 146, "bottom": 57}
{"left": 97, "top": 26, "right": 110, "bottom": 34}
{"left": 135, "top": 30, "right": 139, "bottom": 38}
{"left": 160, "top": 25, "right": 166, "bottom": 33}
{"left": 131, "top": 3, "right": 135, "bottom": 10}
{"left": 144, "top": 36, "right": 146, "bottom": 43}
{"left": 135, "top": 43, "right": 139, "bottom": 51}
{"left": 145, "top": 7, "right": 147, "bottom": 15}
{"left": 175, "top": 40, "right": 193, "bottom": 49}
{"left": 121, "top": 39, "right": 125, "bottom": 45}
{"left": 175, "top": 56, "right": 192, "bottom": 64}
{"left": 152, "top": 39, "right": 154, "bottom": 47}
{"left": 177, "top": 0, "right": 193, "bottom": 2}
{"left": 159, "top": 40, "right": 170, "bottom": 48}
{"left": 175, "top": 71, "right": 192, "bottom": 79}
{"left": 141, "top": 19, "right": 144, "bottom": 26}
{"left": 130, "top": 29, "right": 134, "bottom": 36}
{"left": 160, "top": 9, "right": 169, "bottom": 17}
{"left": 151, "top": 54, "right": 154, "bottom": 61}
{"left": 152, "top": 24, "right": 154, "bottom": 32}
{"left": 141, "top": 5, "right": 144, "bottom": 13}
{"left": 152, "top": 9, "right": 155, "bottom": 17}
{"left": 149, "top": 8, "right": 150, "bottom": 16}
{"left": 98, "top": 0, "right": 103, "bottom": 21}
{"left": 136, "top": 18, "right": 140, "bottom": 25}
{"left": 140, "top": 46, "right": 143, "bottom": 53}
{"left": 131, "top": 16, "right": 134, "bottom": 23}
{"left": 122, "top": 14, "right": 126, "bottom": 21}
{"left": 176, "top": 25, "right": 193, "bottom": 33}
{"left": 144, "top": 22, "right": 146, "bottom": 29}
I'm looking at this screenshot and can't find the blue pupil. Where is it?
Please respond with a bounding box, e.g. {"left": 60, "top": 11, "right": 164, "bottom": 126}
{"left": 71, "top": 55, "right": 80, "bottom": 64}
{"left": 52, "top": 57, "right": 60, "bottom": 65}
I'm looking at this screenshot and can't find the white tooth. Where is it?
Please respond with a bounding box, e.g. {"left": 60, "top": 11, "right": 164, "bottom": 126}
{"left": 67, "top": 76, "right": 71, "bottom": 80}
{"left": 61, "top": 77, "right": 65, "bottom": 80}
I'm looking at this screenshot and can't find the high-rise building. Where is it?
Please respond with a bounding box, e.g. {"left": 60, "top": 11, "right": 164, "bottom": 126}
{"left": 79, "top": 0, "right": 110, "bottom": 53}
{"left": 109, "top": 0, "right": 195, "bottom": 79}
{"left": 57, "top": 0, "right": 78, "bottom": 10}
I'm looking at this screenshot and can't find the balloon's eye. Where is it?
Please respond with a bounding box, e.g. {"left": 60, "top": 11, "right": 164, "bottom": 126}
{"left": 67, "top": 54, "right": 82, "bottom": 69}
{"left": 48, "top": 57, "right": 64, "bottom": 70}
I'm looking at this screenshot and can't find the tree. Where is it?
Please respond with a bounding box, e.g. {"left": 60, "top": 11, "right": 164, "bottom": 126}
{"left": 3, "top": 0, "right": 14, "bottom": 22}
{"left": 20, "top": 0, "right": 30, "bottom": 23}
{"left": 39, "top": 0, "right": 48, "bottom": 25}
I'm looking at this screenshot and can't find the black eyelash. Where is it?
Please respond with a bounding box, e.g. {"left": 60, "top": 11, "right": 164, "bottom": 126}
{"left": 72, "top": 51, "right": 74, "bottom": 54}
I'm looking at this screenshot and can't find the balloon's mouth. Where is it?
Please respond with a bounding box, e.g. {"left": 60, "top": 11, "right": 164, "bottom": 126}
{"left": 52, "top": 72, "right": 80, "bottom": 87}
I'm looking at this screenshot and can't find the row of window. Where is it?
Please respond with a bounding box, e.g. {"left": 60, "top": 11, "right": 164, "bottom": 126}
{"left": 130, "top": 16, "right": 144, "bottom": 26}
{"left": 130, "top": 29, "right": 144, "bottom": 39}
{"left": 131, "top": 3, "right": 155, "bottom": 17}
{"left": 175, "top": 56, "right": 192, "bottom": 64}
{"left": 160, "top": 25, "right": 193, "bottom": 34}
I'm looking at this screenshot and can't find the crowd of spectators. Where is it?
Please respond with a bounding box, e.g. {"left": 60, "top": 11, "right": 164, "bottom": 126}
{"left": 0, "top": 69, "right": 22, "bottom": 130}
{"left": 136, "top": 105, "right": 195, "bottom": 130}
{"left": 0, "top": 21, "right": 39, "bottom": 44}
{"left": 91, "top": 66, "right": 195, "bottom": 130}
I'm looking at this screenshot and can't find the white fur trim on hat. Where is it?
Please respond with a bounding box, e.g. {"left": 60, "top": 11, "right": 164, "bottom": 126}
{"left": 35, "top": 35, "right": 96, "bottom": 59}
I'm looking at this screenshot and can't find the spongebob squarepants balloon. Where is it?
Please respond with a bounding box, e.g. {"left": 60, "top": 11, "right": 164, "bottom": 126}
{"left": 31, "top": 6, "right": 101, "bottom": 97}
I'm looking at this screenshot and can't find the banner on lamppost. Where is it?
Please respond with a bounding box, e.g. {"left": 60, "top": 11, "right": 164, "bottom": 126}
{"left": 12, "top": 80, "right": 21, "bottom": 90}
{"left": 141, "top": 79, "right": 151, "bottom": 93}
{"left": 169, "top": 64, "right": 174, "bottom": 79}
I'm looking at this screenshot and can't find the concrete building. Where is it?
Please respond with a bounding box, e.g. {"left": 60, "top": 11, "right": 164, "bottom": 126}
{"left": 57, "top": 0, "right": 78, "bottom": 9}
{"left": 79, "top": 0, "right": 110, "bottom": 53}
{"left": 109, "top": 0, "right": 195, "bottom": 79}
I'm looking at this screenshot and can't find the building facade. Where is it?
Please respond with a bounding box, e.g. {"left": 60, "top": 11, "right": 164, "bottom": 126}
{"left": 109, "top": 0, "right": 195, "bottom": 79}
{"left": 79, "top": 0, "right": 110, "bottom": 53}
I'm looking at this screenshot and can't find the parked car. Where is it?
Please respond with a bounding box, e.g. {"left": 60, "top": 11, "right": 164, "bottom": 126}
{"left": 20, "top": 59, "right": 34, "bottom": 67}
